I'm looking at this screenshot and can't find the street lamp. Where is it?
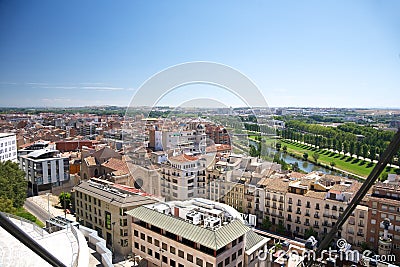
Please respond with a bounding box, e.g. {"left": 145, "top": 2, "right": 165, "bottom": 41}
{"left": 46, "top": 193, "right": 51, "bottom": 219}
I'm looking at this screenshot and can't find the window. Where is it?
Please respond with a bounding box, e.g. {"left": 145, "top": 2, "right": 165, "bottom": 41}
{"left": 147, "top": 248, "right": 152, "bottom": 256}
{"left": 154, "top": 239, "right": 160, "bottom": 247}
{"left": 196, "top": 258, "right": 203, "bottom": 266}
{"left": 371, "top": 219, "right": 376, "bottom": 225}
{"left": 155, "top": 252, "right": 160, "bottom": 260}
{"left": 141, "top": 233, "right": 145, "bottom": 240}
{"left": 239, "top": 236, "right": 243, "bottom": 243}
{"left": 187, "top": 254, "right": 193, "bottom": 262}
{"left": 232, "top": 252, "right": 237, "bottom": 260}
{"left": 134, "top": 242, "right": 139, "bottom": 249}
{"left": 105, "top": 211, "right": 111, "bottom": 230}
{"left": 217, "top": 262, "right": 223, "bottom": 267}
{"left": 206, "top": 263, "right": 213, "bottom": 267}
{"left": 170, "top": 246, "right": 176, "bottom": 254}
{"left": 141, "top": 245, "right": 145, "bottom": 252}
{"left": 225, "top": 257, "right": 230, "bottom": 265}
{"left": 179, "top": 264, "right": 184, "bottom": 267}
{"left": 178, "top": 250, "right": 184, "bottom": 258}
{"left": 238, "top": 248, "right": 243, "bottom": 255}
{"left": 147, "top": 236, "right": 152, "bottom": 244}
{"left": 162, "top": 242, "right": 167, "bottom": 250}
{"left": 162, "top": 256, "right": 167, "bottom": 264}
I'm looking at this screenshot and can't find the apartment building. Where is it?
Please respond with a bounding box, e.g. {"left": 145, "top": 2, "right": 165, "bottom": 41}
{"left": 127, "top": 198, "right": 269, "bottom": 267}
{"left": 258, "top": 175, "right": 290, "bottom": 227}
{"left": 18, "top": 148, "right": 70, "bottom": 194}
{"left": 0, "top": 133, "right": 17, "bottom": 162}
{"left": 367, "top": 176, "right": 400, "bottom": 260}
{"left": 159, "top": 153, "right": 207, "bottom": 201}
{"left": 73, "top": 179, "right": 157, "bottom": 256}
{"left": 284, "top": 174, "right": 367, "bottom": 248}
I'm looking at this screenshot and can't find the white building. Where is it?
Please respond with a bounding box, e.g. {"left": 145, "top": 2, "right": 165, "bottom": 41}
{"left": 0, "top": 133, "right": 17, "bottom": 163}
{"left": 18, "top": 149, "right": 70, "bottom": 195}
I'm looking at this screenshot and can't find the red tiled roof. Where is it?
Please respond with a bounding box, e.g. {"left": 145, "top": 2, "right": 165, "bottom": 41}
{"left": 169, "top": 154, "right": 198, "bottom": 162}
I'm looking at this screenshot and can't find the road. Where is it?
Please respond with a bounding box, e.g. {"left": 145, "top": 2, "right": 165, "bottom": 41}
{"left": 24, "top": 199, "right": 51, "bottom": 224}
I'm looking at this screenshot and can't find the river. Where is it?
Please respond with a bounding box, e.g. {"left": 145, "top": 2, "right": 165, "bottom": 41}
{"left": 249, "top": 140, "right": 344, "bottom": 176}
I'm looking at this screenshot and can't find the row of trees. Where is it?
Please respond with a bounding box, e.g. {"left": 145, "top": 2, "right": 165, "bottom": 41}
{"left": 279, "top": 121, "right": 400, "bottom": 164}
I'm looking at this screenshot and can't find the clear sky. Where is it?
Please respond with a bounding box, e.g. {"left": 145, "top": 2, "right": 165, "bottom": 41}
{"left": 0, "top": 0, "right": 399, "bottom": 108}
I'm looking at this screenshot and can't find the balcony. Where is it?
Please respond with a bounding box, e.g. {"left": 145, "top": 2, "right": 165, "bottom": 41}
{"left": 295, "top": 220, "right": 301, "bottom": 224}
{"left": 323, "top": 214, "right": 330, "bottom": 218}
{"left": 306, "top": 204, "right": 311, "bottom": 208}
{"left": 358, "top": 223, "right": 364, "bottom": 227}
{"left": 339, "top": 207, "right": 344, "bottom": 212}
{"left": 296, "top": 210, "right": 301, "bottom": 215}
{"left": 287, "top": 217, "right": 292, "bottom": 222}
{"left": 322, "top": 222, "right": 330, "bottom": 227}
{"left": 315, "top": 206, "right": 320, "bottom": 210}
{"left": 297, "top": 203, "right": 302, "bottom": 207}
{"left": 325, "top": 205, "right": 330, "bottom": 210}
{"left": 279, "top": 198, "right": 284, "bottom": 203}
{"left": 314, "top": 214, "right": 320, "bottom": 219}
{"left": 288, "top": 200, "right": 293, "bottom": 204}
{"left": 287, "top": 209, "right": 292, "bottom": 213}
{"left": 304, "top": 222, "right": 310, "bottom": 226}
{"left": 314, "top": 225, "right": 320, "bottom": 229}
{"left": 332, "top": 206, "right": 337, "bottom": 211}
{"left": 357, "top": 233, "right": 364, "bottom": 237}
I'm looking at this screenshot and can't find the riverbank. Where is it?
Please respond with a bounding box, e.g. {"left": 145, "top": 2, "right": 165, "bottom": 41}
{"left": 280, "top": 140, "right": 398, "bottom": 179}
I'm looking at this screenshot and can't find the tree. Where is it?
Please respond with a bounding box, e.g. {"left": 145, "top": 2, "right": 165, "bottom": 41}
{"left": 304, "top": 227, "right": 318, "bottom": 239}
{"left": 380, "top": 172, "right": 388, "bottom": 182}
{"left": 59, "top": 192, "right": 71, "bottom": 209}
{"left": 361, "top": 144, "right": 369, "bottom": 161}
{"left": 282, "top": 145, "right": 287, "bottom": 153}
{"left": 249, "top": 145, "right": 257, "bottom": 157}
{"left": 330, "top": 161, "right": 336, "bottom": 168}
{"left": 312, "top": 152, "right": 320, "bottom": 163}
{"left": 355, "top": 142, "right": 361, "bottom": 159}
{"left": 349, "top": 141, "right": 355, "bottom": 157}
{"left": 343, "top": 141, "right": 349, "bottom": 156}
{"left": 369, "top": 146, "right": 376, "bottom": 161}
{"left": 0, "top": 161, "right": 27, "bottom": 208}
{"left": 292, "top": 162, "right": 300, "bottom": 172}
{"left": 262, "top": 217, "right": 272, "bottom": 230}
{"left": 276, "top": 142, "right": 282, "bottom": 151}
{"left": 0, "top": 197, "right": 17, "bottom": 213}
{"left": 276, "top": 222, "right": 286, "bottom": 234}
{"left": 303, "top": 152, "right": 309, "bottom": 161}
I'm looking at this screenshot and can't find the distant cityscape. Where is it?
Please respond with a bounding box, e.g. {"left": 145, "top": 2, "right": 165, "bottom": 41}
{"left": 0, "top": 106, "right": 400, "bottom": 266}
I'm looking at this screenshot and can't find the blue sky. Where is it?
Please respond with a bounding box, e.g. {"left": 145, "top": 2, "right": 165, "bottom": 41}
{"left": 0, "top": 0, "right": 399, "bottom": 108}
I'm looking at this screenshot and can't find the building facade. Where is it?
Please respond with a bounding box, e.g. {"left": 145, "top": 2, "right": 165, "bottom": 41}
{"left": 73, "top": 179, "right": 157, "bottom": 256}
{"left": 18, "top": 148, "right": 70, "bottom": 194}
{"left": 127, "top": 198, "right": 269, "bottom": 267}
{"left": 0, "top": 133, "right": 17, "bottom": 162}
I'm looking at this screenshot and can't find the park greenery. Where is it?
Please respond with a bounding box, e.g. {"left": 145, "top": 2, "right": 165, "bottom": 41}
{"left": 0, "top": 161, "right": 27, "bottom": 209}
{"left": 0, "top": 161, "right": 43, "bottom": 226}
{"left": 279, "top": 120, "right": 399, "bottom": 165}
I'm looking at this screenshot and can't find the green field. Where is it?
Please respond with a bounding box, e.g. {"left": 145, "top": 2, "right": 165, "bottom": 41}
{"left": 281, "top": 140, "right": 398, "bottom": 179}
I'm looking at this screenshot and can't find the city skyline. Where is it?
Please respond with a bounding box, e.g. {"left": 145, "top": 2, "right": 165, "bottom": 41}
{"left": 1, "top": 1, "right": 400, "bottom": 108}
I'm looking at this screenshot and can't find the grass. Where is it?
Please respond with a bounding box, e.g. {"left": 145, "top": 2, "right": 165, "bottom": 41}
{"left": 14, "top": 207, "right": 45, "bottom": 228}
{"left": 280, "top": 140, "right": 398, "bottom": 179}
